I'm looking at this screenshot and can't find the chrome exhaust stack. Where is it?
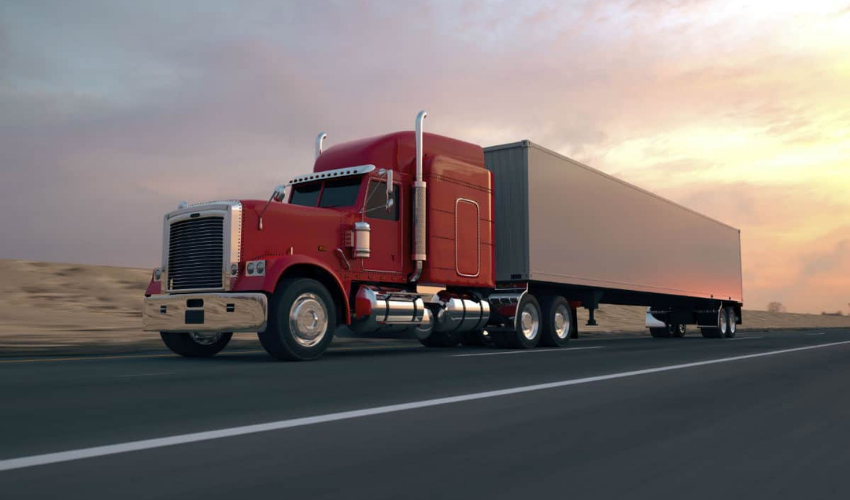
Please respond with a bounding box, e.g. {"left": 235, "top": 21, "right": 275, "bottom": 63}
{"left": 409, "top": 110, "right": 427, "bottom": 283}
{"left": 315, "top": 132, "right": 327, "bottom": 159}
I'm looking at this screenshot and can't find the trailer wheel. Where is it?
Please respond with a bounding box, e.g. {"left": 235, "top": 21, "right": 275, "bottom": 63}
{"left": 258, "top": 278, "right": 335, "bottom": 361}
{"left": 701, "top": 308, "right": 729, "bottom": 339}
{"left": 540, "top": 296, "right": 573, "bottom": 347}
{"left": 160, "top": 332, "right": 232, "bottom": 357}
{"left": 673, "top": 324, "right": 687, "bottom": 338}
{"left": 725, "top": 308, "right": 737, "bottom": 338}
{"left": 493, "top": 294, "right": 542, "bottom": 349}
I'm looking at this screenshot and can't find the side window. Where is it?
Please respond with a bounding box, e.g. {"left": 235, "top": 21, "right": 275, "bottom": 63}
{"left": 290, "top": 183, "right": 321, "bottom": 207}
{"left": 365, "top": 181, "right": 399, "bottom": 221}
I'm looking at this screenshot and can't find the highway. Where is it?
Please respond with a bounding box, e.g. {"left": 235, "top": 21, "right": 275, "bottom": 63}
{"left": 2, "top": 329, "right": 849, "bottom": 499}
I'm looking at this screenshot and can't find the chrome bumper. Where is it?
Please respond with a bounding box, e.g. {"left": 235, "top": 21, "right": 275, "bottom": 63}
{"left": 143, "top": 293, "right": 268, "bottom": 333}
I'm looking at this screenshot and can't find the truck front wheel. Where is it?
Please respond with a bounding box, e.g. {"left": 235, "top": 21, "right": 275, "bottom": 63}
{"left": 259, "top": 278, "right": 336, "bottom": 361}
{"left": 160, "top": 332, "right": 232, "bottom": 357}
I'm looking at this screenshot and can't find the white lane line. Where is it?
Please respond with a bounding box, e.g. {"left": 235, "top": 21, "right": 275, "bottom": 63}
{"left": 2, "top": 340, "right": 849, "bottom": 473}
{"left": 115, "top": 372, "right": 175, "bottom": 378}
{"left": 451, "top": 346, "right": 604, "bottom": 357}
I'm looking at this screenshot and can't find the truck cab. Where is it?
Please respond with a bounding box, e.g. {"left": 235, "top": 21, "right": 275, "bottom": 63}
{"left": 143, "top": 112, "right": 495, "bottom": 360}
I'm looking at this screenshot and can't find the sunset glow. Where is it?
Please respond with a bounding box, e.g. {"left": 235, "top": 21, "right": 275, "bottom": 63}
{"left": 1, "top": 0, "right": 848, "bottom": 313}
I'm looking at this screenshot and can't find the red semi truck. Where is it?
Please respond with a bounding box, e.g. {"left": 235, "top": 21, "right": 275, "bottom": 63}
{"left": 143, "top": 111, "right": 743, "bottom": 360}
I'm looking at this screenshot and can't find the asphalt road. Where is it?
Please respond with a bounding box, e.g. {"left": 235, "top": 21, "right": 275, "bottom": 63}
{"left": 2, "top": 329, "right": 850, "bottom": 499}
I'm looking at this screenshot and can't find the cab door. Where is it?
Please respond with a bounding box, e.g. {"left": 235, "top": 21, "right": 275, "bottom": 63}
{"left": 361, "top": 180, "right": 402, "bottom": 274}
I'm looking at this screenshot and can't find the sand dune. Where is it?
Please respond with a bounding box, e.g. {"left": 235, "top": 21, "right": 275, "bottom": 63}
{"left": 1, "top": 259, "right": 848, "bottom": 355}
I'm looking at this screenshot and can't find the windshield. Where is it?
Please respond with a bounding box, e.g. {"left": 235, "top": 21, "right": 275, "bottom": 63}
{"left": 319, "top": 177, "right": 362, "bottom": 208}
{"left": 289, "top": 176, "right": 363, "bottom": 208}
{"left": 290, "top": 183, "right": 321, "bottom": 207}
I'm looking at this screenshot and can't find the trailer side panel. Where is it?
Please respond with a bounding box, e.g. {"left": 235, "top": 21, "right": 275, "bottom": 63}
{"left": 485, "top": 141, "right": 743, "bottom": 304}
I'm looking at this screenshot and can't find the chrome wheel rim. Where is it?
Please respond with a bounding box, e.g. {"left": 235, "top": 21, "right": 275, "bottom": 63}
{"left": 719, "top": 309, "right": 728, "bottom": 334}
{"left": 728, "top": 311, "right": 736, "bottom": 334}
{"left": 554, "top": 304, "right": 571, "bottom": 339}
{"left": 189, "top": 332, "right": 222, "bottom": 346}
{"left": 520, "top": 303, "right": 540, "bottom": 341}
{"left": 289, "top": 293, "right": 329, "bottom": 347}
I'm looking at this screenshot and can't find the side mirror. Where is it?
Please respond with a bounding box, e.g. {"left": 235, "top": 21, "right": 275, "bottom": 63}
{"left": 272, "top": 185, "right": 287, "bottom": 202}
{"left": 384, "top": 170, "right": 393, "bottom": 212}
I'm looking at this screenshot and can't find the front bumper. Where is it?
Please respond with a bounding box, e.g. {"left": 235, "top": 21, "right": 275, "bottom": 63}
{"left": 143, "top": 293, "right": 268, "bottom": 333}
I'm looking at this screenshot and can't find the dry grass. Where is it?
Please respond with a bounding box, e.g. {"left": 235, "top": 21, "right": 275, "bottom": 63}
{"left": 1, "top": 259, "right": 848, "bottom": 355}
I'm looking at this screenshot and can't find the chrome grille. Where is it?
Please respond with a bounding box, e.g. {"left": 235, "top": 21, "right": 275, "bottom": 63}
{"left": 168, "top": 216, "right": 225, "bottom": 291}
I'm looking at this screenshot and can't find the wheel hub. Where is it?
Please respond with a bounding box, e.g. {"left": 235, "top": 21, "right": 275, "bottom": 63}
{"left": 520, "top": 304, "right": 540, "bottom": 340}
{"left": 290, "top": 293, "right": 329, "bottom": 347}
{"left": 554, "top": 305, "right": 570, "bottom": 339}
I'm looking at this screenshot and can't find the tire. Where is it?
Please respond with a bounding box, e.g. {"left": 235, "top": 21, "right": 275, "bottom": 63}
{"left": 673, "top": 324, "right": 687, "bottom": 338}
{"left": 459, "top": 329, "right": 487, "bottom": 346}
{"left": 725, "top": 308, "right": 737, "bottom": 338}
{"left": 160, "top": 331, "right": 232, "bottom": 358}
{"left": 419, "top": 330, "right": 461, "bottom": 348}
{"left": 258, "top": 278, "right": 336, "bottom": 361}
{"left": 718, "top": 307, "right": 730, "bottom": 337}
{"left": 701, "top": 308, "right": 728, "bottom": 339}
{"left": 540, "top": 296, "right": 573, "bottom": 347}
{"left": 494, "top": 293, "right": 542, "bottom": 349}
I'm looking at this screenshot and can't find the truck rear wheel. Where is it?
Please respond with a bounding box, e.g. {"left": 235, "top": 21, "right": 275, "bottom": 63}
{"left": 259, "top": 278, "right": 336, "bottom": 361}
{"left": 160, "top": 332, "right": 232, "bottom": 357}
{"left": 540, "top": 296, "right": 573, "bottom": 347}
{"left": 492, "top": 293, "right": 542, "bottom": 349}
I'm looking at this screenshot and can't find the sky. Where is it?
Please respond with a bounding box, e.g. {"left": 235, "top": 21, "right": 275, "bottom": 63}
{"left": 1, "top": 0, "right": 848, "bottom": 314}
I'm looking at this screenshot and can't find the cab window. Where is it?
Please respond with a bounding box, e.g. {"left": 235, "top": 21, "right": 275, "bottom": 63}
{"left": 364, "top": 181, "right": 399, "bottom": 221}
{"left": 319, "top": 177, "right": 362, "bottom": 208}
{"left": 290, "top": 183, "right": 321, "bottom": 207}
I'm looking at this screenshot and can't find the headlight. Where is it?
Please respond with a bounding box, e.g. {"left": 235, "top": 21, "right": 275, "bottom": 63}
{"left": 245, "top": 260, "right": 266, "bottom": 276}
{"left": 153, "top": 268, "right": 162, "bottom": 281}
{"left": 230, "top": 263, "right": 239, "bottom": 276}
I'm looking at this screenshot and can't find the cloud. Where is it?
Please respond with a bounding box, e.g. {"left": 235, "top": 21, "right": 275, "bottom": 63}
{"left": 1, "top": 0, "right": 848, "bottom": 313}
